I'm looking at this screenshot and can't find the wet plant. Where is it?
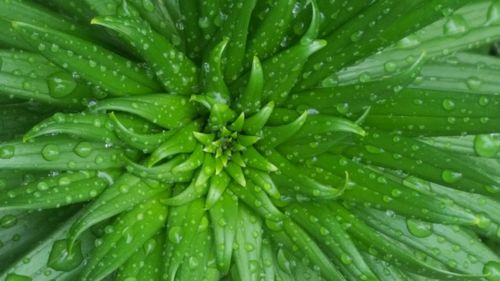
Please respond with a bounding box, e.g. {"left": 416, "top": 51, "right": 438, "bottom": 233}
{"left": 0, "top": 0, "right": 500, "bottom": 281}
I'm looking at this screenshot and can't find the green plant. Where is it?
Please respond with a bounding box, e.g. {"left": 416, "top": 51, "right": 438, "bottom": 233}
{"left": 0, "top": 0, "right": 500, "bottom": 280}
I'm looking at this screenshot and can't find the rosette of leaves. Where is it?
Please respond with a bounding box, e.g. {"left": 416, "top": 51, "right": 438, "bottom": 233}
{"left": 1, "top": 0, "right": 500, "bottom": 281}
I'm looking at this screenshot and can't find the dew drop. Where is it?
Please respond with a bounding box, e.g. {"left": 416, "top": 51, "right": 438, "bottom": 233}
{"left": 384, "top": 61, "right": 397, "bottom": 73}
{"left": 364, "top": 145, "right": 384, "bottom": 154}
{"left": 350, "top": 30, "right": 364, "bottom": 42}
{"left": 406, "top": 219, "right": 433, "bottom": 238}
{"left": 0, "top": 215, "right": 18, "bottom": 228}
{"left": 142, "top": 0, "right": 155, "bottom": 12}
{"left": 340, "top": 254, "right": 352, "bottom": 265}
{"left": 265, "top": 218, "right": 283, "bottom": 231}
{"left": 487, "top": 1, "right": 500, "bottom": 24}
{"left": 42, "top": 144, "right": 60, "bottom": 161}
{"left": 466, "top": 76, "right": 482, "bottom": 90}
{"left": 441, "top": 169, "right": 462, "bottom": 183}
{"left": 336, "top": 103, "right": 349, "bottom": 115}
{"left": 47, "top": 239, "right": 84, "bottom": 272}
{"left": 475, "top": 214, "right": 492, "bottom": 230}
{"left": 168, "top": 226, "right": 182, "bottom": 244}
{"left": 443, "top": 15, "right": 469, "bottom": 35}
{"left": 442, "top": 99, "right": 456, "bottom": 111}
{"left": 143, "top": 238, "right": 157, "bottom": 255}
{"left": 47, "top": 72, "right": 78, "bottom": 98}
{"left": 391, "top": 189, "right": 402, "bottom": 197}
{"left": 474, "top": 135, "right": 499, "bottom": 157}
{"left": 483, "top": 261, "right": 500, "bottom": 281}
{"left": 37, "top": 182, "right": 50, "bottom": 191}
{"left": 188, "top": 256, "right": 199, "bottom": 269}
{"left": 479, "top": 96, "right": 490, "bottom": 106}
{"left": 74, "top": 142, "right": 93, "bottom": 158}
{"left": 0, "top": 145, "right": 15, "bottom": 159}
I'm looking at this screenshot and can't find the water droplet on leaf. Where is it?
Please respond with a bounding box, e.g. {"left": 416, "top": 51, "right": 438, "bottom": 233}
{"left": 406, "top": 219, "right": 433, "bottom": 238}
{"left": 47, "top": 239, "right": 83, "bottom": 272}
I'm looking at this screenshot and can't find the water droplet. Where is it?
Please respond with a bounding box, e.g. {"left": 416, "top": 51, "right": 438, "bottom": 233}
{"left": 0, "top": 145, "right": 15, "bottom": 159}
{"left": 0, "top": 215, "right": 18, "bottom": 228}
{"left": 474, "top": 135, "right": 499, "bottom": 157}
{"left": 443, "top": 15, "right": 469, "bottom": 35}
{"left": 364, "top": 145, "right": 384, "bottom": 154}
{"left": 391, "top": 189, "right": 402, "bottom": 197}
{"left": 58, "top": 177, "right": 71, "bottom": 186}
{"left": 245, "top": 243, "right": 255, "bottom": 252}
{"left": 442, "top": 99, "right": 456, "bottom": 111}
{"left": 74, "top": 142, "right": 93, "bottom": 158}
{"left": 483, "top": 261, "right": 500, "bottom": 281}
{"left": 143, "top": 238, "right": 157, "bottom": 255}
{"left": 441, "top": 170, "right": 462, "bottom": 183}
{"left": 47, "top": 239, "right": 83, "bottom": 272}
{"left": 47, "top": 72, "right": 77, "bottom": 98}
{"left": 319, "top": 227, "right": 329, "bottom": 236}
{"left": 142, "top": 0, "right": 155, "bottom": 12}
{"left": 336, "top": 103, "right": 349, "bottom": 115}
{"left": 168, "top": 226, "right": 182, "bottom": 244}
{"left": 37, "top": 182, "right": 50, "bottom": 191}
{"left": 479, "top": 96, "right": 490, "bottom": 106}
{"left": 188, "top": 256, "right": 199, "bottom": 269}
{"left": 358, "top": 73, "right": 371, "bottom": 83}
{"left": 475, "top": 214, "right": 492, "bottom": 230}
{"left": 350, "top": 30, "right": 364, "bottom": 42}
{"left": 466, "top": 76, "right": 482, "bottom": 90}
{"left": 406, "top": 219, "right": 433, "bottom": 238}
{"left": 340, "top": 254, "right": 352, "bottom": 265}
{"left": 384, "top": 61, "right": 397, "bottom": 73}
{"left": 265, "top": 218, "right": 283, "bottom": 231}
{"left": 487, "top": 2, "right": 500, "bottom": 24}
{"left": 42, "top": 144, "right": 60, "bottom": 161}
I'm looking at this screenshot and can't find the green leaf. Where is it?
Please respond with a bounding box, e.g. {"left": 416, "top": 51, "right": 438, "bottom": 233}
{"left": 0, "top": 208, "right": 76, "bottom": 269}
{"left": 286, "top": 202, "right": 378, "bottom": 281}
{"left": 0, "top": 103, "right": 52, "bottom": 141}
{"left": 267, "top": 218, "right": 346, "bottom": 281}
{"left": 115, "top": 232, "right": 164, "bottom": 281}
{"left": 298, "top": 0, "right": 471, "bottom": 89}
{"left": 0, "top": 210, "right": 95, "bottom": 281}
{"left": 12, "top": 21, "right": 162, "bottom": 96}
{"left": 94, "top": 95, "right": 198, "bottom": 130}
{"left": 67, "top": 173, "right": 169, "bottom": 249}
{"left": 237, "top": 56, "right": 264, "bottom": 114}
{"left": 343, "top": 132, "right": 500, "bottom": 197}
{"left": 217, "top": 0, "right": 257, "bottom": 81}
{"left": 233, "top": 204, "right": 263, "bottom": 281}
{"left": 0, "top": 136, "right": 130, "bottom": 171}
{"left": 80, "top": 197, "right": 168, "bottom": 281}
{"left": 209, "top": 190, "right": 238, "bottom": 273}
{"left": 331, "top": 202, "right": 477, "bottom": 279}
{"left": 0, "top": 170, "right": 114, "bottom": 211}
{"left": 267, "top": 149, "right": 344, "bottom": 199}
{"left": 247, "top": 0, "right": 297, "bottom": 60}
{"left": 0, "top": 50, "right": 92, "bottom": 106}
{"left": 336, "top": 2, "right": 500, "bottom": 85}
{"left": 147, "top": 121, "right": 200, "bottom": 166}
{"left": 109, "top": 112, "right": 174, "bottom": 153}
{"left": 92, "top": 15, "right": 199, "bottom": 95}
{"left": 353, "top": 207, "right": 500, "bottom": 275}
{"left": 24, "top": 112, "right": 121, "bottom": 144}
{"left": 202, "top": 38, "right": 231, "bottom": 103}
{"left": 164, "top": 197, "right": 206, "bottom": 281}
{"left": 314, "top": 154, "right": 478, "bottom": 225}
